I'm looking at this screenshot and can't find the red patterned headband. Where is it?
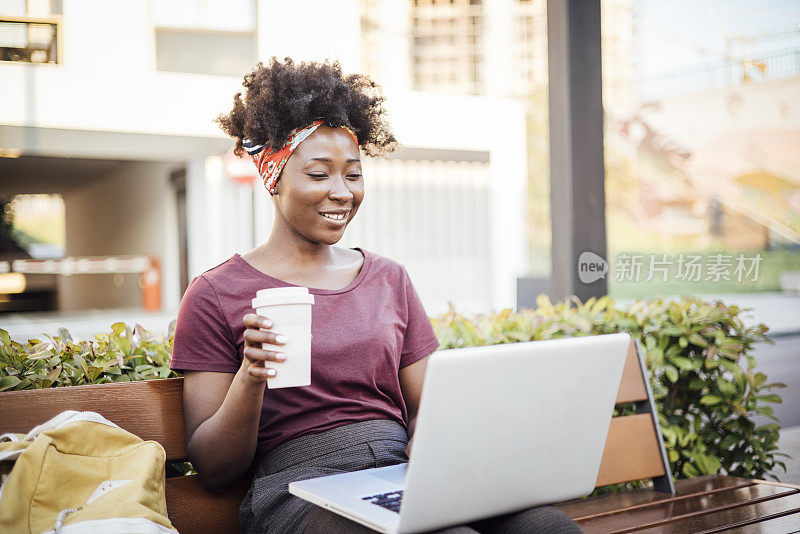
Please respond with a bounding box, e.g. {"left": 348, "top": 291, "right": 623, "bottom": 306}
{"left": 242, "top": 120, "right": 358, "bottom": 195}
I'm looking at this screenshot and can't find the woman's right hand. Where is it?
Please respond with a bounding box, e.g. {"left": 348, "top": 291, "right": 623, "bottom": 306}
{"left": 241, "top": 313, "right": 287, "bottom": 383}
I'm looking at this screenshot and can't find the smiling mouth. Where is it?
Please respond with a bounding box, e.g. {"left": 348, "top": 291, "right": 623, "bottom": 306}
{"left": 320, "top": 210, "right": 350, "bottom": 222}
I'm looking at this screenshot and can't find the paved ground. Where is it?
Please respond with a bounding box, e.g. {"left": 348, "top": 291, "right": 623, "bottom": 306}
{"left": 748, "top": 332, "right": 800, "bottom": 486}
{"left": 750, "top": 333, "right": 800, "bottom": 430}
{"left": 770, "top": 425, "right": 800, "bottom": 485}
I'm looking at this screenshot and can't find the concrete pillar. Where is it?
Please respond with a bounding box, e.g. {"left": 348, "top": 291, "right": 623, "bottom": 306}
{"left": 185, "top": 155, "right": 261, "bottom": 279}
{"left": 483, "top": 0, "right": 515, "bottom": 97}
{"left": 185, "top": 156, "right": 214, "bottom": 278}
{"left": 547, "top": 0, "right": 608, "bottom": 302}
{"left": 488, "top": 98, "right": 529, "bottom": 311}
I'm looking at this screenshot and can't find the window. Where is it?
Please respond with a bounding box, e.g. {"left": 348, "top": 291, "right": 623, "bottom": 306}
{"left": 155, "top": 29, "right": 256, "bottom": 77}
{"left": 151, "top": 0, "right": 256, "bottom": 77}
{"left": 410, "top": 0, "right": 484, "bottom": 94}
{"left": 0, "top": 0, "right": 62, "bottom": 64}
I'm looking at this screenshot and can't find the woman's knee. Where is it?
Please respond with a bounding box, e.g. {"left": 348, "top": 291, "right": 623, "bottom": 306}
{"left": 300, "top": 506, "right": 482, "bottom": 533}
{"left": 469, "top": 504, "right": 583, "bottom": 534}
{"left": 299, "top": 505, "right": 378, "bottom": 534}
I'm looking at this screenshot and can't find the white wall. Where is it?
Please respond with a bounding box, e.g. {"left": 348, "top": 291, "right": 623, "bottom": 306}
{"left": 0, "top": 63, "right": 240, "bottom": 138}
{"left": 483, "top": 0, "right": 515, "bottom": 97}
{"left": 0, "top": 0, "right": 241, "bottom": 137}
{"left": 62, "top": 0, "right": 153, "bottom": 72}
{"left": 185, "top": 155, "right": 260, "bottom": 277}
{"left": 360, "top": 0, "right": 411, "bottom": 93}
{"left": 61, "top": 161, "right": 181, "bottom": 311}
{"left": 256, "top": 0, "right": 362, "bottom": 73}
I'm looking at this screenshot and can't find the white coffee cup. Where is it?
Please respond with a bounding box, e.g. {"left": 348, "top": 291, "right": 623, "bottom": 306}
{"left": 251, "top": 287, "right": 315, "bottom": 388}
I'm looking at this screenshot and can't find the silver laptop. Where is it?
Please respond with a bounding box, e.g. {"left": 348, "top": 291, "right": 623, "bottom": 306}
{"left": 289, "top": 332, "right": 631, "bottom": 533}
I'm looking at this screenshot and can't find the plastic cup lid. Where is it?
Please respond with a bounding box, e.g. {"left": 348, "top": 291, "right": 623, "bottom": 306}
{"left": 252, "top": 287, "right": 315, "bottom": 308}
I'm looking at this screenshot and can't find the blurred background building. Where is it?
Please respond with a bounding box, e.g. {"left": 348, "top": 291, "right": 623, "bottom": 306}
{"left": 0, "top": 0, "right": 527, "bottom": 323}
{"left": 1, "top": 0, "right": 799, "bottom": 331}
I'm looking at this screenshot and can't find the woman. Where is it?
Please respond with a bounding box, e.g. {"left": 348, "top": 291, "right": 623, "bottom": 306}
{"left": 171, "top": 57, "right": 582, "bottom": 534}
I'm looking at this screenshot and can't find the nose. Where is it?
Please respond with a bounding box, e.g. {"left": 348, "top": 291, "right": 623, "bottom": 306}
{"left": 328, "top": 174, "right": 354, "bottom": 203}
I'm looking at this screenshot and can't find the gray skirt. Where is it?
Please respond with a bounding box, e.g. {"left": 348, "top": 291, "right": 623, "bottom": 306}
{"left": 239, "top": 419, "right": 582, "bottom": 534}
{"left": 240, "top": 419, "right": 409, "bottom": 534}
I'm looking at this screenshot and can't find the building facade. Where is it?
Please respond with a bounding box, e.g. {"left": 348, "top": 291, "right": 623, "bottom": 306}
{"left": 0, "top": 0, "right": 527, "bottom": 319}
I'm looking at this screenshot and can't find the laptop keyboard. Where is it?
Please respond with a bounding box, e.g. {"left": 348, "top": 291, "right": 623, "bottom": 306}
{"left": 361, "top": 490, "right": 404, "bottom": 513}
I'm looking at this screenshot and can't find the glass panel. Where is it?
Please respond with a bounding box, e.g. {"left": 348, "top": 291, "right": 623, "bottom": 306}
{"left": 155, "top": 29, "right": 255, "bottom": 77}
{"left": 602, "top": 0, "right": 800, "bottom": 298}
{"left": 408, "top": 0, "right": 484, "bottom": 94}
{"left": 0, "top": 19, "right": 57, "bottom": 63}
{"left": 0, "top": 20, "right": 25, "bottom": 47}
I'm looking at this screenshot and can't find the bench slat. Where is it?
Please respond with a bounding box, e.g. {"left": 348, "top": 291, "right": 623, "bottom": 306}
{"left": 595, "top": 414, "right": 667, "bottom": 487}
{"left": 0, "top": 378, "right": 188, "bottom": 460}
{"left": 614, "top": 341, "right": 648, "bottom": 405}
{"left": 165, "top": 475, "right": 249, "bottom": 534}
{"left": 627, "top": 491, "right": 800, "bottom": 533}
{"left": 556, "top": 475, "right": 753, "bottom": 520}
{"left": 576, "top": 484, "right": 799, "bottom": 533}
{"left": 729, "top": 511, "right": 800, "bottom": 533}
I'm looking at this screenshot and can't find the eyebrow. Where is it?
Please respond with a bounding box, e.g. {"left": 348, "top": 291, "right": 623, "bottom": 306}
{"left": 306, "top": 157, "right": 361, "bottom": 163}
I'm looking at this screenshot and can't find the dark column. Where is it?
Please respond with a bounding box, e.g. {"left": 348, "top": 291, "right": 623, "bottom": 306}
{"left": 547, "top": 0, "right": 608, "bottom": 302}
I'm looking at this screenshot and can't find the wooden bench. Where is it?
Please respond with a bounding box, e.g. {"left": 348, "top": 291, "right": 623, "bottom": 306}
{"left": 554, "top": 341, "right": 800, "bottom": 533}
{"left": 0, "top": 377, "right": 247, "bottom": 533}
{"left": 2, "top": 340, "right": 798, "bottom": 533}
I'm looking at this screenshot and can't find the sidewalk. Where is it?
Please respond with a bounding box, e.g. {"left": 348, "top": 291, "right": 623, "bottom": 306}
{"left": 771, "top": 425, "right": 800, "bottom": 486}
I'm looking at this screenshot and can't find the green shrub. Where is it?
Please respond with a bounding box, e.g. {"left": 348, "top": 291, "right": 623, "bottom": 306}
{"left": 0, "top": 294, "right": 789, "bottom": 491}
{"left": 431, "top": 294, "right": 789, "bottom": 492}
{"left": 0, "top": 322, "right": 178, "bottom": 391}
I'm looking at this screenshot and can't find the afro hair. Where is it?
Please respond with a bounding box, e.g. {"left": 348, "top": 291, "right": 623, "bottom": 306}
{"left": 216, "top": 57, "right": 397, "bottom": 158}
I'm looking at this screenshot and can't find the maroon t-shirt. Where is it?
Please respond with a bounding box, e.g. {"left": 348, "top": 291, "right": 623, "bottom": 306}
{"left": 170, "top": 248, "right": 439, "bottom": 462}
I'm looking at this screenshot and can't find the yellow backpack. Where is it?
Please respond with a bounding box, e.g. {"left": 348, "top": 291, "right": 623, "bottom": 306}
{"left": 0, "top": 411, "right": 177, "bottom": 533}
